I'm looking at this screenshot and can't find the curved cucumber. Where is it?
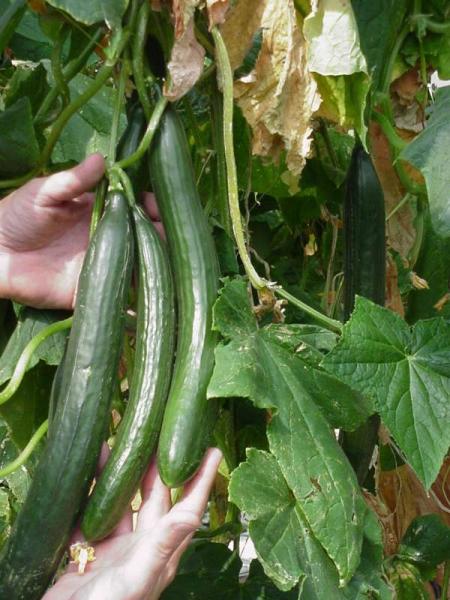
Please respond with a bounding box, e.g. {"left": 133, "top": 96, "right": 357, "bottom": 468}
{"left": 342, "top": 144, "right": 386, "bottom": 485}
{"left": 81, "top": 204, "right": 175, "bottom": 541}
{"left": 0, "top": 191, "right": 133, "bottom": 599}
{"left": 149, "top": 107, "right": 220, "bottom": 488}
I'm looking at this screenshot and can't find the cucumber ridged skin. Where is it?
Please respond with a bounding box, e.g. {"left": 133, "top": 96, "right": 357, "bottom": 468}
{"left": 149, "top": 108, "right": 220, "bottom": 488}
{"left": 81, "top": 205, "right": 176, "bottom": 541}
{"left": 342, "top": 145, "right": 386, "bottom": 486}
{"left": 0, "top": 192, "right": 133, "bottom": 600}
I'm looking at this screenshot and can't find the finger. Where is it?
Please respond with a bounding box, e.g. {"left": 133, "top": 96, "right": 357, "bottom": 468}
{"left": 137, "top": 463, "right": 172, "bottom": 531}
{"left": 153, "top": 221, "right": 165, "bottom": 241}
{"left": 171, "top": 448, "right": 222, "bottom": 517}
{"left": 142, "top": 192, "right": 160, "bottom": 220}
{"left": 35, "top": 154, "right": 105, "bottom": 206}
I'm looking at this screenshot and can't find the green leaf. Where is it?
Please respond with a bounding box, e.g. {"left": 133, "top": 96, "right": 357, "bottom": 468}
{"left": 304, "top": 0, "right": 367, "bottom": 76}
{"left": 45, "top": 0, "right": 129, "bottom": 28}
{"left": 436, "top": 32, "right": 450, "bottom": 79}
{"left": 0, "top": 488, "right": 11, "bottom": 550}
{"left": 315, "top": 73, "right": 370, "bottom": 148}
{"left": 4, "top": 63, "right": 50, "bottom": 115}
{"left": 322, "top": 297, "right": 450, "bottom": 488}
{"left": 401, "top": 86, "right": 450, "bottom": 237}
{"left": 213, "top": 278, "right": 256, "bottom": 339}
{"left": 208, "top": 280, "right": 369, "bottom": 584}
{"left": 0, "top": 363, "right": 52, "bottom": 451}
{"left": 351, "top": 0, "right": 409, "bottom": 91}
{"left": 52, "top": 73, "right": 127, "bottom": 163}
{"left": 397, "top": 514, "right": 450, "bottom": 569}
{"left": 229, "top": 449, "right": 339, "bottom": 592}
{"left": 0, "top": 97, "right": 39, "bottom": 176}
{"left": 0, "top": 308, "right": 68, "bottom": 386}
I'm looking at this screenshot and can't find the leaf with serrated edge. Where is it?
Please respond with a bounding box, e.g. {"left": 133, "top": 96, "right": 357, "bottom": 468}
{"left": 322, "top": 296, "right": 450, "bottom": 488}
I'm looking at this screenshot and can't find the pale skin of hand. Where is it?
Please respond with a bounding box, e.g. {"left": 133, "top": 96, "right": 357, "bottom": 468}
{"left": 0, "top": 154, "right": 163, "bottom": 309}
{"left": 42, "top": 448, "right": 223, "bottom": 600}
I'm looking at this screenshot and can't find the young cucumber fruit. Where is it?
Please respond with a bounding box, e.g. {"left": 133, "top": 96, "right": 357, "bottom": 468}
{"left": 81, "top": 204, "right": 176, "bottom": 541}
{"left": 149, "top": 107, "right": 220, "bottom": 488}
{"left": 341, "top": 144, "right": 386, "bottom": 485}
{"left": 0, "top": 191, "right": 133, "bottom": 600}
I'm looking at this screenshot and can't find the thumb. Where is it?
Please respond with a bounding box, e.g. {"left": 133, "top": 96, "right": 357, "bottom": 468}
{"left": 35, "top": 154, "right": 105, "bottom": 206}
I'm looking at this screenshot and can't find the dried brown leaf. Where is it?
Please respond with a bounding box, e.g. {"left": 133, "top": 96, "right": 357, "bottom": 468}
{"left": 207, "top": 0, "right": 229, "bottom": 28}
{"left": 172, "top": 0, "right": 202, "bottom": 37}
{"left": 164, "top": 19, "right": 205, "bottom": 101}
{"left": 221, "top": 0, "right": 319, "bottom": 178}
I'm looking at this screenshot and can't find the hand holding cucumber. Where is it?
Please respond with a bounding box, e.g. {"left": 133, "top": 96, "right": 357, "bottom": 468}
{"left": 42, "top": 448, "right": 222, "bottom": 600}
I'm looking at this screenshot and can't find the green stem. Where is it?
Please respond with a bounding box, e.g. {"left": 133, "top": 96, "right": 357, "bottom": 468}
{"left": 89, "top": 178, "right": 107, "bottom": 237}
{"left": 132, "top": 0, "right": 152, "bottom": 120}
{"left": 0, "top": 420, "right": 48, "bottom": 478}
{"left": 0, "top": 317, "right": 72, "bottom": 406}
{"left": 212, "top": 27, "right": 266, "bottom": 290}
{"left": 380, "top": 23, "right": 410, "bottom": 94}
{"left": 115, "top": 94, "right": 167, "bottom": 169}
{"left": 51, "top": 28, "right": 71, "bottom": 109}
{"left": 372, "top": 112, "right": 407, "bottom": 151}
{"left": 421, "top": 17, "right": 450, "bottom": 34}
{"left": 385, "top": 193, "right": 413, "bottom": 221}
{"left": 108, "top": 58, "right": 129, "bottom": 166}
{"left": 34, "top": 28, "right": 104, "bottom": 125}
{"left": 395, "top": 160, "right": 427, "bottom": 196}
{"left": 211, "top": 85, "right": 232, "bottom": 236}
{"left": 113, "top": 166, "right": 136, "bottom": 207}
{"left": 275, "top": 287, "right": 343, "bottom": 333}
{"left": 40, "top": 30, "right": 130, "bottom": 169}
{"left": 0, "top": 170, "right": 38, "bottom": 191}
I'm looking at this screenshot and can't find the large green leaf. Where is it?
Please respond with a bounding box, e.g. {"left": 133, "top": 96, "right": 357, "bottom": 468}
{"left": 209, "top": 279, "right": 370, "bottom": 584}
{"left": 0, "top": 97, "right": 39, "bottom": 176}
{"left": 351, "top": 0, "right": 409, "bottom": 90}
{"left": 401, "top": 86, "right": 450, "bottom": 237}
{"left": 0, "top": 307, "right": 68, "bottom": 386}
{"left": 4, "top": 63, "right": 49, "bottom": 116}
{"left": 230, "top": 450, "right": 391, "bottom": 598}
{"left": 322, "top": 297, "right": 450, "bottom": 488}
{"left": 397, "top": 514, "right": 450, "bottom": 570}
{"left": 45, "top": 0, "right": 129, "bottom": 29}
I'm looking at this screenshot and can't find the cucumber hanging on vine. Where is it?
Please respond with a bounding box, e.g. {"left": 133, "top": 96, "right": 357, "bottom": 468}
{"left": 149, "top": 107, "right": 220, "bottom": 488}
{"left": 341, "top": 143, "right": 386, "bottom": 485}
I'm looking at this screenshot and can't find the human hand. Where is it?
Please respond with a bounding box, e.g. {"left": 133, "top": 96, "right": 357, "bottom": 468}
{"left": 43, "top": 448, "right": 222, "bottom": 600}
{"left": 0, "top": 155, "right": 163, "bottom": 310}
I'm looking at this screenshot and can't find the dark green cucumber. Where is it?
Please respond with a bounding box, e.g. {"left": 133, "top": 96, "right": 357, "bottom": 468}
{"left": 342, "top": 144, "right": 386, "bottom": 485}
{"left": 149, "top": 107, "right": 220, "bottom": 488}
{"left": 81, "top": 204, "right": 175, "bottom": 541}
{"left": 343, "top": 144, "right": 386, "bottom": 319}
{"left": 0, "top": 191, "right": 133, "bottom": 600}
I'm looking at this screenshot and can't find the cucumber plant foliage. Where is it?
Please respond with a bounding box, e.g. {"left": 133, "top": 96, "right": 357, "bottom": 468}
{"left": 1, "top": 0, "right": 450, "bottom": 598}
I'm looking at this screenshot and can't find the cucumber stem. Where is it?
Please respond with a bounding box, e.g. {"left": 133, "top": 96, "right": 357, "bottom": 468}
{"left": 132, "top": 0, "right": 152, "bottom": 121}
{"left": 212, "top": 27, "right": 266, "bottom": 291}
{"left": 385, "top": 193, "right": 413, "bottom": 221}
{"left": 115, "top": 94, "right": 168, "bottom": 170}
{"left": 0, "top": 420, "right": 48, "bottom": 478}
{"left": 113, "top": 167, "right": 137, "bottom": 207}
{"left": 108, "top": 57, "right": 129, "bottom": 167}
{"left": 372, "top": 112, "right": 407, "bottom": 152}
{"left": 50, "top": 27, "right": 70, "bottom": 110}
{"left": 274, "top": 287, "right": 343, "bottom": 334}
{"left": 0, "top": 317, "right": 72, "bottom": 406}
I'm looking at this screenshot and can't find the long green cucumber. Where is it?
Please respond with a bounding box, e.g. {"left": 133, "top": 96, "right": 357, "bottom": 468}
{"left": 149, "top": 107, "right": 220, "bottom": 488}
{"left": 0, "top": 191, "right": 133, "bottom": 599}
{"left": 81, "top": 204, "right": 175, "bottom": 541}
{"left": 341, "top": 144, "right": 386, "bottom": 485}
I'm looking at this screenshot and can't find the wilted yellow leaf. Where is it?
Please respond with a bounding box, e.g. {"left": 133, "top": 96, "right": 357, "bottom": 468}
{"left": 221, "top": 0, "right": 319, "bottom": 178}
{"left": 206, "top": 0, "right": 229, "bottom": 28}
